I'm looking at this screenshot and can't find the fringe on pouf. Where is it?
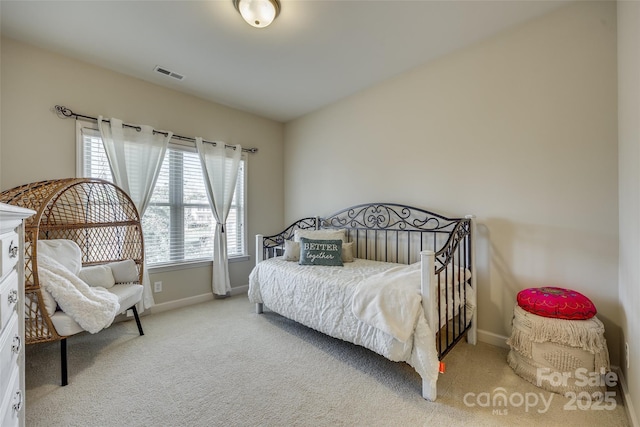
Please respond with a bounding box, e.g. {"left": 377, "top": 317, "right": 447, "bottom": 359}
{"left": 507, "top": 306, "right": 608, "bottom": 357}
{"left": 506, "top": 305, "right": 611, "bottom": 396}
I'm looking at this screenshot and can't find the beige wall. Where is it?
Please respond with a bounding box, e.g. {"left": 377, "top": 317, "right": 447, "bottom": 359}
{"left": 618, "top": 0, "right": 640, "bottom": 424}
{"left": 0, "top": 37, "right": 285, "bottom": 303}
{"left": 285, "top": 1, "right": 620, "bottom": 362}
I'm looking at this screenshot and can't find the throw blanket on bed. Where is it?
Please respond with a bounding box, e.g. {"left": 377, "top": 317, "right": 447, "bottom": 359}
{"left": 352, "top": 262, "right": 475, "bottom": 343}
{"left": 351, "top": 263, "right": 422, "bottom": 343}
{"left": 38, "top": 254, "right": 120, "bottom": 333}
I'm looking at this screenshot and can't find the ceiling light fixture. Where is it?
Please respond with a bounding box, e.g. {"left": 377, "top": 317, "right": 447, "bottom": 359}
{"left": 233, "top": 0, "right": 280, "bottom": 29}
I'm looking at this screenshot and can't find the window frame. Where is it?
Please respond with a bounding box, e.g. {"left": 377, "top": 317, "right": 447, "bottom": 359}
{"left": 75, "top": 120, "right": 249, "bottom": 271}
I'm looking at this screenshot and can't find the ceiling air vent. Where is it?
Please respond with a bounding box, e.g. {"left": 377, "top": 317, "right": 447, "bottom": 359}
{"left": 154, "top": 65, "right": 185, "bottom": 81}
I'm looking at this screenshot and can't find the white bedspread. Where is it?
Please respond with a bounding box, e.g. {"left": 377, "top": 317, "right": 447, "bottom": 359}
{"left": 248, "top": 258, "right": 441, "bottom": 385}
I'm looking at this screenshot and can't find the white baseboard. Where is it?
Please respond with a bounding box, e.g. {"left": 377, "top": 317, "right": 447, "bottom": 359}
{"left": 151, "top": 293, "right": 214, "bottom": 314}
{"left": 477, "top": 328, "right": 509, "bottom": 349}
{"left": 230, "top": 284, "right": 249, "bottom": 296}
{"left": 150, "top": 285, "right": 249, "bottom": 314}
{"left": 613, "top": 365, "right": 639, "bottom": 427}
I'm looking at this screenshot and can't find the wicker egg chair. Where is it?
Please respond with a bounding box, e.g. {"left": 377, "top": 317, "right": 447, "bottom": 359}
{"left": 0, "top": 178, "right": 145, "bottom": 385}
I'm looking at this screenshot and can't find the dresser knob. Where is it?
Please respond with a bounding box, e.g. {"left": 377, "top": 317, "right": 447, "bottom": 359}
{"left": 8, "top": 240, "right": 19, "bottom": 258}
{"left": 8, "top": 289, "right": 18, "bottom": 305}
{"left": 12, "top": 335, "right": 21, "bottom": 354}
{"left": 12, "top": 389, "right": 23, "bottom": 413}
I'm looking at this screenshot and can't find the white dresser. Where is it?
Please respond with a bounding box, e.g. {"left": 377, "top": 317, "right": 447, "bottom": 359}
{"left": 0, "top": 202, "right": 34, "bottom": 427}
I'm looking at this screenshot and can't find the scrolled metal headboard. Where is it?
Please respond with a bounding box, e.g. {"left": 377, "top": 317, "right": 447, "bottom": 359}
{"left": 321, "top": 203, "right": 461, "bottom": 232}
{"left": 259, "top": 203, "right": 472, "bottom": 267}
{"left": 320, "top": 203, "right": 469, "bottom": 265}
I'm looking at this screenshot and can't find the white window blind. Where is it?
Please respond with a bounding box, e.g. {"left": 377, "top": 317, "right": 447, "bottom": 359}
{"left": 78, "top": 123, "right": 247, "bottom": 266}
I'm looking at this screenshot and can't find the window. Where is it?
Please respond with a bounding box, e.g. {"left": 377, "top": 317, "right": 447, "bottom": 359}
{"left": 77, "top": 121, "right": 247, "bottom": 266}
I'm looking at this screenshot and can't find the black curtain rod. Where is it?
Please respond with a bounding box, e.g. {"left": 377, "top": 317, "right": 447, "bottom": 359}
{"left": 54, "top": 105, "right": 258, "bottom": 153}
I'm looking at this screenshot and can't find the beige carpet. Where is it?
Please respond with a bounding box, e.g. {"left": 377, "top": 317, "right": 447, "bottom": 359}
{"left": 25, "top": 295, "right": 629, "bottom": 426}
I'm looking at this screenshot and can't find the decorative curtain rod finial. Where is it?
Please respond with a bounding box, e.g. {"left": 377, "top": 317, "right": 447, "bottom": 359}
{"left": 54, "top": 105, "right": 74, "bottom": 119}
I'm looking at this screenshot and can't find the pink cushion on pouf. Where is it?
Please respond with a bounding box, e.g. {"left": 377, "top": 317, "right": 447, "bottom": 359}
{"left": 517, "top": 287, "right": 597, "bottom": 320}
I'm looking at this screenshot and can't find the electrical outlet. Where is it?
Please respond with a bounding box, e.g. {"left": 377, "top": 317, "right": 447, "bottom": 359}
{"left": 625, "top": 342, "right": 630, "bottom": 369}
{"left": 154, "top": 281, "right": 162, "bottom": 293}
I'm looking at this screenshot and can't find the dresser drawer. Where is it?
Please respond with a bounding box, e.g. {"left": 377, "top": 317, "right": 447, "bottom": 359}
{"left": 0, "top": 367, "right": 22, "bottom": 427}
{"left": 0, "top": 232, "right": 19, "bottom": 280}
{"left": 0, "top": 315, "right": 20, "bottom": 389}
{"left": 0, "top": 271, "right": 19, "bottom": 333}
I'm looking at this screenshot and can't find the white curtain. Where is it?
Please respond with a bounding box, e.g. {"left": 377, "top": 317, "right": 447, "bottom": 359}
{"left": 98, "top": 116, "right": 172, "bottom": 311}
{"left": 195, "top": 137, "right": 242, "bottom": 297}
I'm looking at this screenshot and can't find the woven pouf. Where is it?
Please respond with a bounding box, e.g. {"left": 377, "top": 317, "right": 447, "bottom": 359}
{"left": 507, "top": 305, "right": 610, "bottom": 395}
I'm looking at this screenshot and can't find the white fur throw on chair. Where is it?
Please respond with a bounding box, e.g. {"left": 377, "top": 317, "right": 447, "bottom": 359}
{"left": 38, "top": 253, "right": 120, "bottom": 334}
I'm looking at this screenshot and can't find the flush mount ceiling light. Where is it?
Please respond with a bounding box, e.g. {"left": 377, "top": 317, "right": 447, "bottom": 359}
{"left": 233, "top": 0, "right": 280, "bottom": 28}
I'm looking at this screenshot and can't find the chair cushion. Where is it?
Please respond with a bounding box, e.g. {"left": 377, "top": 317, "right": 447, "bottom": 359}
{"left": 109, "top": 284, "right": 143, "bottom": 311}
{"left": 50, "top": 311, "right": 85, "bottom": 336}
{"left": 50, "top": 283, "right": 143, "bottom": 336}
{"left": 78, "top": 265, "right": 116, "bottom": 289}
{"left": 37, "top": 288, "right": 58, "bottom": 317}
{"left": 37, "top": 239, "right": 83, "bottom": 275}
{"left": 517, "top": 287, "right": 596, "bottom": 320}
{"left": 106, "top": 259, "right": 139, "bottom": 283}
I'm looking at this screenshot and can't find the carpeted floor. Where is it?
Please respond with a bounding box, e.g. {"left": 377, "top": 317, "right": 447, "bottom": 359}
{"left": 25, "top": 295, "right": 629, "bottom": 426}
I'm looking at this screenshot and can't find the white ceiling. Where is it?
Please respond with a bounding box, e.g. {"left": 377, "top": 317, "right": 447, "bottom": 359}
{"left": 0, "top": 0, "right": 571, "bottom": 123}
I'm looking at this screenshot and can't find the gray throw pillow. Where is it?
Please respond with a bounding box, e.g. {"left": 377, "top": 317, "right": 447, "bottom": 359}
{"left": 299, "top": 238, "right": 343, "bottom": 267}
